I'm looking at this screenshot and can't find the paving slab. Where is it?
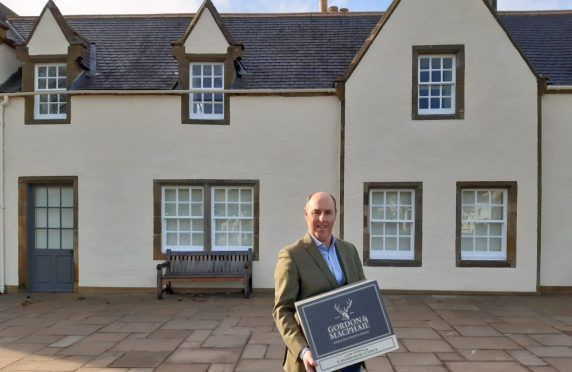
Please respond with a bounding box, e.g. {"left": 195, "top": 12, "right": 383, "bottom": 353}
{"left": 0, "top": 292, "right": 572, "bottom": 371}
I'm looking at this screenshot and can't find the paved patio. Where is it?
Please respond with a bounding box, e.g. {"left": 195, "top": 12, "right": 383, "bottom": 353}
{"left": 0, "top": 291, "right": 572, "bottom": 371}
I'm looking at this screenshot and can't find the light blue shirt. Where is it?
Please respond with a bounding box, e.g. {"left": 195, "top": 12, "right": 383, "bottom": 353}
{"left": 310, "top": 235, "right": 345, "bottom": 286}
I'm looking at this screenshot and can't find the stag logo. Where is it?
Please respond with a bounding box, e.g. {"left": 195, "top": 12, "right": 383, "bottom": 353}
{"left": 334, "top": 299, "right": 353, "bottom": 320}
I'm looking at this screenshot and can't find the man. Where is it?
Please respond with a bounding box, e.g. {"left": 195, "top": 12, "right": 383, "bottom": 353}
{"left": 273, "top": 192, "right": 366, "bottom": 372}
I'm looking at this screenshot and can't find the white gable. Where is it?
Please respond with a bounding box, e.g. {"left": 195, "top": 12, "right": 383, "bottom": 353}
{"left": 184, "top": 8, "right": 229, "bottom": 54}
{"left": 27, "top": 9, "right": 69, "bottom": 56}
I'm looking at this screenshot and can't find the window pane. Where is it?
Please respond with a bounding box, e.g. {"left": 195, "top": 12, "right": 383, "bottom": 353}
{"left": 385, "top": 223, "right": 397, "bottom": 235}
{"left": 214, "top": 203, "right": 225, "bottom": 217}
{"left": 191, "top": 189, "right": 203, "bottom": 202}
{"left": 192, "top": 233, "right": 204, "bottom": 246}
{"left": 204, "top": 65, "right": 212, "bottom": 75}
{"left": 430, "top": 98, "right": 440, "bottom": 109}
{"left": 35, "top": 208, "right": 47, "bottom": 228}
{"left": 475, "top": 223, "right": 487, "bottom": 236}
{"left": 443, "top": 58, "right": 453, "bottom": 69}
{"left": 371, "top": 237, "right": 383, "bottom": 250}
{"left": 399, "top": 223, "right": 411, "bottom": 235}
{"left": 490, "top": 223, "right": 503, "bottom": 236}
{"left": 442, "top": 98, "right": 451, "bottom": 109}
{"left": 166, "top": 219, "right": 178, "bottom": 231}
{"left": 431, "top": 71, "right": 441, "bottom": 82}
{"left": 419, "top": 58, "right": 430, "bottom": 69}
{"left": 475, "top": 237, "right": 487, "bottom": 251}
{"left": 165, "top": 189, "right": 176, "bottom": 202}
{"left": 214, "top": 64, "right": 223, "bottom": 75}
{"left": 228, "top": 233, "right": 240, "bottom": 246}
{"left": 36, "top": 229, "right": 47, "bottom": 249}
{"left": 38, "top": 79, "right": 47, "bottom": 89}
{"left": 192, "top": 78, "right": 202, "bottom": 88}
{"left": 240, "top": 204, "right": 252, "bottom": 217}
{"left": 61, "top": 230, "right": 73, "bottom": 249}
{"left": 400, "top": 192, "right": 412, "bottom": 205}
{"left": 420, "top": 71, "right": 430, "bottom": 83}
{"left": 491, "top": 207, "right": 503, "bottom": 220}
{"left": 386, "top": 207, "right": 398, "bottom": 220}
{"left": 419, "top": 98, "right": 429, "bottom": 109}
{"left": 178, "top": 204, "right": 189, "bottom": 216}
{"left": 386, "top": 192, "right": 397, "bottom": 205}
{"left": 241, "top": 220, "right": 253, "bottom": 232}
{"left": 431, "top": 58, "right": 441, "bottom": 69}
{"left": 178, "top": 189, "right": 189, "bottom": 202}
{"left": 166, "top": 233, "right": 177, "bottom": 246}
{"left": 477, "top": 191, "right": 489, "bottom": 203}
{"left": 214, "top": 104, "right": 223, "bottom": 114}
{"left": 443, "top": 70, "right": 452, "bottom": 82}
{"left": 371, "top": 222, "right": 383, "bottom": 235}
{"left": 228, "top": 189, "right": 239, "bottom": 202}
{"left": 38, "top": 67, "right": 47, "bottom": 77}
{"left": 164, "top": 203, "right": 176, "bottom": 216}
{"left": 203, "top": 79, "right": 212, "bottom": 88}
{"left": 180, "top": 233, "right": 191, "bottom": 246}
{"left": 193, "top": 219, "right": 204, "bottom": 232}
{"left": 191, "top": 204, "right": 202, "bottom": 217}
{"left": 61, "top": 208, "right": 73, "bottom": 228}
{"left": 179, "top": 219, "right": 191, "bottom": 231}
{"left": 47, "top": 188, "right": 60, "bottom": 207}
{"left": 214, "top": 78, "right": 223, "bottom": 88}
{"left": 462, "top": 207, "right": 476, "bottom": 220}
{"left": 241, "top": 189, "right": 253, "bottom": 202}
{"left": 48, "top": 229, "right": 60, "bottom": 249}
{"left": 215, "top": 233, "right": 227, "bottom": 246}
{"left": 430, "top": 86, "right": 440, "bottom": 96}
{"left": 386, "top": 237, "right": 397, "bottom": 251}
{"left": 228, "top": 203, "right": 239, "bottom": 217}
{"left": 371, "top": 206, "right": 384, "bottom": 220}
{"left": 490, "top": 238, "right": 502, "bottom": 252}
{"left": 192, "top": 65, "right": 201, "bottom": 75}
{"left": 399, "top": 237, "right": 411, "bottom": 251}
{"left": 61, "top": 188, "right": 73, "bottom": 207}
{"left": 48, "top": 208, "right": 60, "bottom": 228}
{"left": 58, "top": 65, "right": 67, "bottom": 76}
{"left": 442, "top": 85, "right": 452, "bottom": 96}
{"left": 371, "top": 192, "right": 384, "bottom": 205}
{"left": 419, "top": 86, "right": 429, "bottom": 97}
{"left": 399, "top": 207, "right": 412, "bottom": 220}
{"left": 491, "top": 191, "right": 504, "bottom": 204}
{"left": 241, "top": 234, "right": 253, "bottom": 247}
{"left": 48, "top": 66, "right": 57, "bottom": 76}
{"left": 461, "top": 237, "right": 473, "bottom": 251}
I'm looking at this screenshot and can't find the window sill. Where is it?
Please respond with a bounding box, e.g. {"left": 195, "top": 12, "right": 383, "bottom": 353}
{"left": 183, "top": 118, "right": 229, "bottom": 125}
{"left": 412, "top": 112, "right": 464, "bottom": 120}
{"left": 364, "top": 258, "right": 422, "bottom": 267}
{"left": 457, "top": 260, "right": 514, "bottom": 268}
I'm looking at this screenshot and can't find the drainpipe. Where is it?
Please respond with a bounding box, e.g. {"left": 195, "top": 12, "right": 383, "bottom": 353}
{"left": 0, "top": 95, "right": 8, "bottom": 294}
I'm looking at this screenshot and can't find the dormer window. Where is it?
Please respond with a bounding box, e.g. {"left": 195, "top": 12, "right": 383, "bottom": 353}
{"left": 34, "top": 64, "right": 67, "bottom": 120}
{"left": 190, "top": 63, "right": 224, "bottom": 120}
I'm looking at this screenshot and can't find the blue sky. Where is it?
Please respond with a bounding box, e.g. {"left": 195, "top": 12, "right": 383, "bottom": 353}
{"left": 2, "top": 0, "right": 572, "bottom": 16}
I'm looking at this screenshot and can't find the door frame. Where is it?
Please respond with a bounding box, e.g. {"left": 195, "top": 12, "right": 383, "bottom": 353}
{"left": 18, "top": 176, "right": 78, "bottom": 292}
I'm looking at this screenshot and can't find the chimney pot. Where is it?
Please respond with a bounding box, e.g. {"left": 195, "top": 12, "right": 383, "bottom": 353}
{"left": 319, "top": 0, "right": 327, "bottom": 12}
{"left": 339, "top": 7, "right": 349, "bottom": 12}
{"left": 328, "top": 5, "right": 339, "bottom": 12}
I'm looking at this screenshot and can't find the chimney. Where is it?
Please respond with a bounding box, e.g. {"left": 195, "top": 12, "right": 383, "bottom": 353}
{"left": 319, "top": 0, "right": 327, "bottom": 12}
{"left": 328, "top": 6, "right": 339, "bottom": 12}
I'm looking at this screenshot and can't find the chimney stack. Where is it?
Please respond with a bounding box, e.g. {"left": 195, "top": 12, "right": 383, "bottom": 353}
{"left": 319, "top": 0, "right": 327, "bottom": 12}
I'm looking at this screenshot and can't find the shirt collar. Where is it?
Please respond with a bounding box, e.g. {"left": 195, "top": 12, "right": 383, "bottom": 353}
{"left": 310, "top": 234, "right": 336, "bottom": 250}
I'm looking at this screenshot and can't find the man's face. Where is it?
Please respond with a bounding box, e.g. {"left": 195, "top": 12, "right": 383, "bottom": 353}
{"left": 304, "top": 193, "right": 336, "bottom": 245}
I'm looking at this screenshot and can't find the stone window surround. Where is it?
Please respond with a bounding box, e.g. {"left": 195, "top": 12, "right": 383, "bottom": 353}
{"left": 363, "top": 182, "right": 423, "bottom": 267}
{"left": 412, "top": 44, "right": 465, "bottom": 121}
{"left": 456, "top": 181, "right": 517, "bottom": 268}
{"left": 153, "top": 179, "right": 260, "bottom": 260}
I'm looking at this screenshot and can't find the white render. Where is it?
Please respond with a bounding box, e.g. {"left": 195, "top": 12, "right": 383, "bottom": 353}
{"left": 3, "top": 95, "right": 340, "bottom": 288}
{"left": 184, "top": 7, "right": 230, "bottom": 54}
{"left": 26, "top": 9, "right": 69, "bottom": 56}
{"left": 541, "top": 94, "right": 572, "bottom": 287}
{"left": 343, "top": 0, "right": 539, "bottom": 291}
{"left": 0, "top": 44, "right": 19, "bottom": 84}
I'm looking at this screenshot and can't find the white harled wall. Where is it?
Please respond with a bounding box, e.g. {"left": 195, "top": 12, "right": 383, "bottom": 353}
{"left": 3, "top": 95, "right": 340, "bottom": 289}
{"left": 344, "top": 0, "right": 539, "bottom": 291}
{"left": 541, "top": 93, "right": 572, "bottom": 287}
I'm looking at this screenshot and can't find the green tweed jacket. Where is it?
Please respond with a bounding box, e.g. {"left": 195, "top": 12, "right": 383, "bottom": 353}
{"left": 273, "top": 233, "right": 366, "bottom": 372}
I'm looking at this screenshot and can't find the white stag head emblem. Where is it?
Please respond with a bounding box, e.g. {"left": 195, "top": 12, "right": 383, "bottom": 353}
{"left": 334, "top": 299, "right": 352, "bottom": 320}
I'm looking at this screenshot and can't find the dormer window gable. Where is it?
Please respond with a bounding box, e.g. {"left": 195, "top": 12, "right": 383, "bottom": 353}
{"left": 15, "top": 0, "right": 89, "bottom": 125}
{"left": 172, "top": 0, "right": 243, "bottom": 125}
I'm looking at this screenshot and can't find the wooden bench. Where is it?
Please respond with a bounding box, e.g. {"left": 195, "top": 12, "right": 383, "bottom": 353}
{"left": 156, "top": 249, "right": 253, "bottom": 299}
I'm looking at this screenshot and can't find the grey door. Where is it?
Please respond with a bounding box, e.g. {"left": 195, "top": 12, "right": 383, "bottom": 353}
{"left": 29, "top": 186, "right": 74, "bottom": 292}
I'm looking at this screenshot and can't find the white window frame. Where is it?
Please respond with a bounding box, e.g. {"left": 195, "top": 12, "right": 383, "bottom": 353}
{"left": 418, "top": 54, "right": 455, "bottom": 115}
{"left": 369, "top": 189, "right": 415, "bottom": 260}
{"left": 211, "top": 186, "right": 254, "bottom": 252}
{"left": 161, "top": 186, "right": 204, "bottom": 252}
{"left": 34, "top": 63, "right": 67, "bottom": 120}
{"left": 460, "top": 188, "right": 507, "bottom": 261}
{"left": 189, "top": 63, "right": 224, "bottom": 120}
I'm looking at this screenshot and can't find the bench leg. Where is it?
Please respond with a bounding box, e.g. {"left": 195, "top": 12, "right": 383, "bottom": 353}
{"left": 157, "top": 272, "right": 163, "bottom": 300}
{"left": 165, "top": 282, "right": 174, "bottom": 294}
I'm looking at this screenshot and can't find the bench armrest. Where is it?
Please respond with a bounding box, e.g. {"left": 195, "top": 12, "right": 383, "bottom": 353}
{"left": 156, "top": 261, "right": 170, "bottom": 271}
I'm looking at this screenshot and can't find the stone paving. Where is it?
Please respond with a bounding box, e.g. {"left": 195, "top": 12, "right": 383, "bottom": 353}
{"left": 0, "top": 291, "right": 572, "bottom": 371}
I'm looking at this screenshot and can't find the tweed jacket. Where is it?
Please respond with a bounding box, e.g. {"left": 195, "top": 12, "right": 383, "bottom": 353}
{"left": 273, "top": 233, "right": 366, "bottom": 372}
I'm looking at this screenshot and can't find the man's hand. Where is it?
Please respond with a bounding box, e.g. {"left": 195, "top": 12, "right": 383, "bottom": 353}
{"left": 302, "top": 349, "right": 318, "bottom": 372}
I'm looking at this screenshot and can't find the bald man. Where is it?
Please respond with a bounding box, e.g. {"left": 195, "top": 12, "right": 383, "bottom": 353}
{"left": 273, "top": 192, "right": 366, "bottom": 372}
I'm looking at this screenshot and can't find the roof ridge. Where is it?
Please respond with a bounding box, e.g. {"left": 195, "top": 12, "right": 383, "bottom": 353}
{"left": 498, "top": 10, "right": 572, "bottom": 16}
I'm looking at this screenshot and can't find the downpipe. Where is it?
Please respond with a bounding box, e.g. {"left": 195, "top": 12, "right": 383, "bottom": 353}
{"left": 0, "top": 95, "right": 9, "bottom": 294}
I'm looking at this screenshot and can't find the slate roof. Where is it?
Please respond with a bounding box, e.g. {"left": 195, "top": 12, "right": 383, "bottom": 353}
{"left": 499, "top": 12, "right": 572, "bottom": 86}
{"left": 5, "top": 14, "right": 380, "bottom": 90}
{"left": 2, "top": 10, "right": 572, "bottom": 91}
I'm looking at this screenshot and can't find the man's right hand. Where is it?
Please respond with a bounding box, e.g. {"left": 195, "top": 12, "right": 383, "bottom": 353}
{"left": 302, "top": 349, "right": 318, "bottom": 372}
